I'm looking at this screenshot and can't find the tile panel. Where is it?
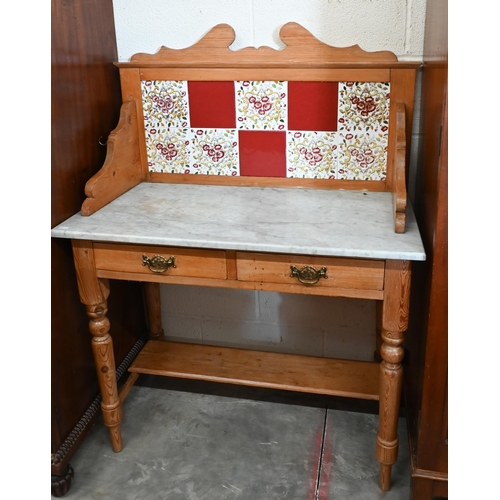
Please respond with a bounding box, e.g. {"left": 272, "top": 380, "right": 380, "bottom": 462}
{"left": 141, "top": 79, "right": 390, "bottom": 180}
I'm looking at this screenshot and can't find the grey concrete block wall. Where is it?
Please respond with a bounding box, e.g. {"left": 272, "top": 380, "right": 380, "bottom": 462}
{"left": 161, "top": 286, "right": 377, "bottom": 361}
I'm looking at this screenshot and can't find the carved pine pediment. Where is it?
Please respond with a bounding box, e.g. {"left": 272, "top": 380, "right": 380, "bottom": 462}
{"left": 121, "top": 22, "right": 400, "bottom": 68}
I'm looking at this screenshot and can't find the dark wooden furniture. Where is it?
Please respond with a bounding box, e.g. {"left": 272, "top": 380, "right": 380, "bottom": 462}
{"left": 52, "top": 24, "right": 425, "bottom": 492}
{"left": 404, "top": 1, "right": 448, "bottom": 498}
{"left": 51, "top": 0, "right": 147, "bottom": 496}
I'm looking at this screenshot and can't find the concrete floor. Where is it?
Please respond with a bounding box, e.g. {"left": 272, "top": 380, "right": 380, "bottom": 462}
{"left": 58, "top": 376, "right": 410, "bottom": 499}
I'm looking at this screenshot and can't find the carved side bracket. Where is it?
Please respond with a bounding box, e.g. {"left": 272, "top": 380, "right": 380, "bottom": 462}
{"left": 81, "top": 99, "right": 143, "bottom": 216}
{"left": 392, "top": 102, "right": 407, "bottom": 233}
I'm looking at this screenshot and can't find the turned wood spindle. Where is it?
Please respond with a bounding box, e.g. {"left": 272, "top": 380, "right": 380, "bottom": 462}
{"left": 377, "top": 259, "right": 411, "bottom": 491}
{"left": 87, "top": 300, "right": 123, "bottom": 452}
{"left": 377, "top": 330, "right": 405, "bottom": 490}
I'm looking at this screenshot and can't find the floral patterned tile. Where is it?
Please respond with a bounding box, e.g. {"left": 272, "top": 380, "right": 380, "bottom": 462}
{"left": 338, "top": 82, "right": 390, "bottom": 133}
{"left": 190, "top": 129, "right": 239, "bottom": 176}
{"left": 337, "top": 82, "right": 390, "bottom": 180}
{"left": 286, "top": 131, "right": 338, "bottom": 179}
{"left": 142, "top": 80, "right": 190, "bottom": 129}
{"left": 235, "top": 81, "right": 287, "bottom": 131}
{"left": 145, "top": 127, "right": 191, "bottom": 174}
{"left": 337, "top": 131, "right": 387, "bottom": 181}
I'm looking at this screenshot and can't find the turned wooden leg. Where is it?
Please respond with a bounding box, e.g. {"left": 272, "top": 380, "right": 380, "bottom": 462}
{"left": 143, "top": 282, "right": 164, "bottom": 340}
{"left": 376, "top": 260, "right": 411, "bottom": 491}
{"left": 87, "top": 300, "right": 123, "bottom": 452}
{"left": 377, "top": 329, "right": 404, "bottom": 490}
{"left": 72, "top": 240, "right": 123, "bottom": 452}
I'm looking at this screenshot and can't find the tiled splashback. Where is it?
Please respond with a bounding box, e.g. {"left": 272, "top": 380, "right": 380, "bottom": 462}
{"left": 141, "top": 80, "right": 390, "bottom": 180}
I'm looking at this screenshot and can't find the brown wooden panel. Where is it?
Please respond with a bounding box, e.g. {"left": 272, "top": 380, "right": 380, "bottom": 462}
{"left": 51, "top": 238, "right": 98, "bottom": 449}
{"left": 130, "top": 341, "right": 381, "bottom": 400}
{"left": 237, "top": 252, "right": 384, "bottom": 291}
{"left": 138, "top": 67, "right": 392, "bottom": 82}
{"left": 51, "top": 0, "right": 122, "bottom": 228}
{"left": 96, "top": 269, "right": 384, "bottom": 299}
{"left": 149, "top": 171, "right": 387, "bottom": 191}
{"left": 51, "top": 0, "right": 148, "bottom": 483}
{"left": 411, "top": 475, "right": 448, "bottom": 500}
{"left": 404, "top": 0, "right": 448, "bottom": 495}
{"left": 94, "top": 243, "right": 227, "bottom": 279}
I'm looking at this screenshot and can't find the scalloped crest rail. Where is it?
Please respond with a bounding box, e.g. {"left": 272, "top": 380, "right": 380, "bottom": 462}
{"left": 124, "top": 22, "right": 401, "bottom": 68}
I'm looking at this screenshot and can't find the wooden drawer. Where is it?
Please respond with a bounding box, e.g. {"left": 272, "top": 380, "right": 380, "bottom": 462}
{"left": 236, "top": 252, "right": 384, "bottom": 291}
{"left": 93, "top": 243, "right": 227, "bottom": 279}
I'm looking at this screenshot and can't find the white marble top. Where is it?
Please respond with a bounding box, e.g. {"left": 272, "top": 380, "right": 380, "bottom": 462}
{"left": 51, "top": 182, "right": 426, "bottom": 261}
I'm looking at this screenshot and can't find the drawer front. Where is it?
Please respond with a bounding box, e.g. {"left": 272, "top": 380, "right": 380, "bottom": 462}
{"left": 94, "top": 243, "right": 227, "bottom": 280}
{"left": 236, "top": 252, "right": 384, "bottom": 291}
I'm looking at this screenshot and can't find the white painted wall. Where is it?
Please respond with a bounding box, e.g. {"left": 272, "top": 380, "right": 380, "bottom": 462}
{"left": 112, "top": 0, "right": 425, "bottom": 61}
{"left": 112, "top": 0, "right": 426, "bottom": 361}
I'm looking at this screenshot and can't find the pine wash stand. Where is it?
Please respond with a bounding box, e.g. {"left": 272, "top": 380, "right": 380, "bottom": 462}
{"left": 51, "top": 23, "right": 425, "bottom": 491}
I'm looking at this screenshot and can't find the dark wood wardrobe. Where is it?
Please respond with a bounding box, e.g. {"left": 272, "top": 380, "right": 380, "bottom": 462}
{"left": 405, "top": 0, "right": 448, "bottom": 499}
{"left": 51, "top": 0, "right": 147, "bottom": 495}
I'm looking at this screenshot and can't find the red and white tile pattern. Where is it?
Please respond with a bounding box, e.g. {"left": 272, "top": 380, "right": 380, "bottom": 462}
{"left": 140, "top": 80, "right": 390, "bottom": 180}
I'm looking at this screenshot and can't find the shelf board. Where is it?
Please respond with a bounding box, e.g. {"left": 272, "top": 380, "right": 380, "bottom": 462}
{"left": 129, "top": 340, "right": 380, "bottom": 400}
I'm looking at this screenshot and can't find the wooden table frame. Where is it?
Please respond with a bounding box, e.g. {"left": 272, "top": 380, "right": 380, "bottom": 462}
{"left": 72, "top": 238, "right": 411, "bottom": 491}
{"left": 54, "top": 23, "right": 424, "bottom": 492}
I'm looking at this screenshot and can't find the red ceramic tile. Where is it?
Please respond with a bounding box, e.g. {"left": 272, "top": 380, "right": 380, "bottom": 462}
{"left": 288, "top": 82, "right": 338, "bottom": 132}
{"left": 187, "top": 81, "right": 236, "bottom": 128}
{"left": 238, "top": 131, "right": 286, "bottom": 177}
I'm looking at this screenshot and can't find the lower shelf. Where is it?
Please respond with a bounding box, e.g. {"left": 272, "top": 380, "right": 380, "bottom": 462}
{"left": 129, "top": 340, "right": 380, "bottom": 400}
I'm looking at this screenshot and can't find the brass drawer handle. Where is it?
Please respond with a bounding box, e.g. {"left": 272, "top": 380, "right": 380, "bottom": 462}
{"left": 290, "top": 265, "right": 328, "bottom": 285}
{"left": 142, "top": 255, "right": 176, "bottom": 273}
